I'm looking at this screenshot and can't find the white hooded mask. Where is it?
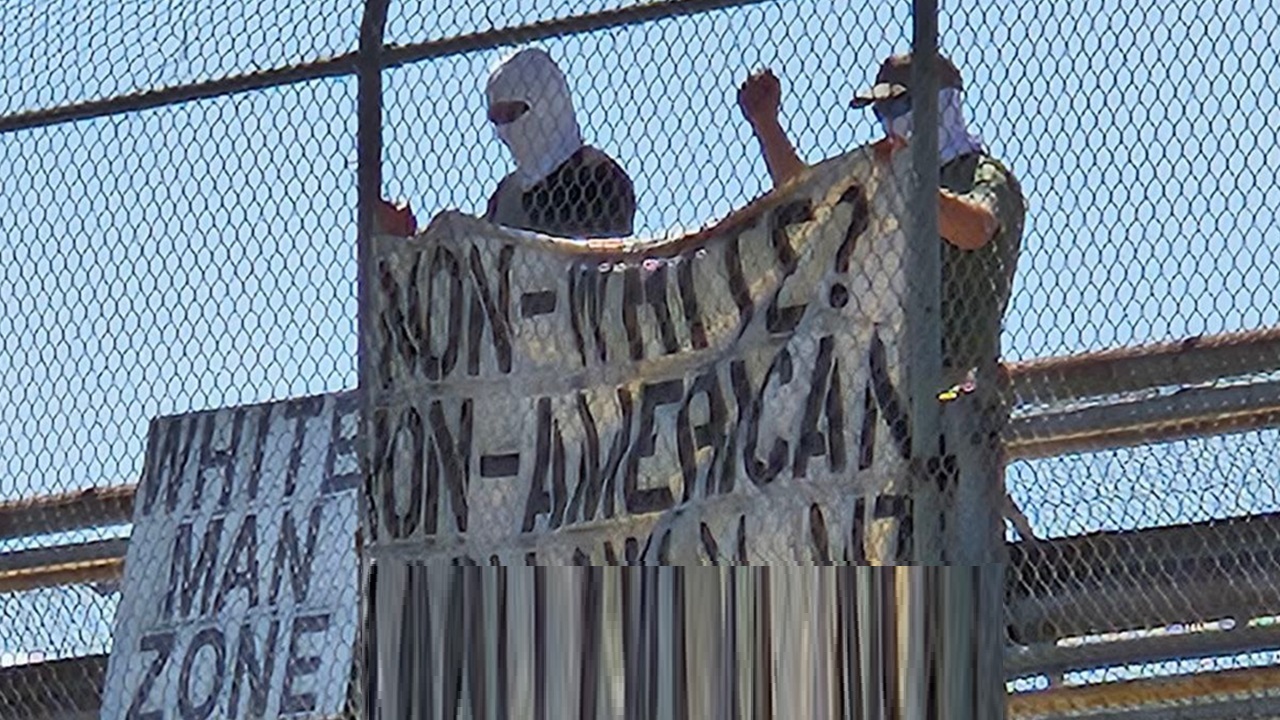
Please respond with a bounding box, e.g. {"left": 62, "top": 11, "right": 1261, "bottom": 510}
{"left": 486, "top": 48, "right": 585, "bottom": 190}
{"left": 879, "top": 87, "right": 985, "bottom": 165}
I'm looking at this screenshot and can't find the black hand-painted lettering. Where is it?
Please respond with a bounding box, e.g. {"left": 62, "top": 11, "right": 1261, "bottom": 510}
{"left": 735, "top": 515, "right": 748, "bottom": 564}
{"left": 196, "top": 409, "right": 245, "bottom": 512}
{"left": 480, "top": 453, "right": 520, "bottom": 477}
{"left": 835, "top": 184, "right": 871, "bottom": 274}
{"left": 676, "top": 254, "right": 709, "bottom": 349}
{"left": 740, "top": 350, "right": 791, "bottom": 486}
{"left": 164, "top": 518, "right": 223, "bottom": 620}
{"left": 521, "top": 289, "right": 558, "bottom": 317}
{"left": 847, "top": 498, "right": 868, "bottom": 564}
{"left": 423, "top": 245, "right": 464, "bottom": 381}
{"left": 644, "top": 263, "right": 680, "bottom": 355}
{"left": 793, "top": 335, "right": 847, "bottom": 477}
{"left": 214, "top": 513, "right": 259, "bottom": 613}
{"left": 270, "top": 502, "right": 324, "bottom": 604}
{"left": 699, "top": 522, "right": 720, "bottom": 565}
{"left": 322, "top": 392, "right": 360, "bottom": 495}
{"left": 764, "top": 199, "right": 812, "bottom": 335}
{"left": 522, "top": 397, "right": 554, "bottom": 532}
{"left": 428, "top": 399, "right": 472, "bottom": 533}
{"left": 375, "top": 406, "right": 425, "bottom": 539}
{"left": 565, "top": 394, "right": 602, "bottom": 524}
{"left": 621, "top": 267, "right": 645, "bottom": 361}
{"left": 602, "top": 388, "right": 635, "bottom": 520}
{"left": 724, "top": 235, "right": 755, "bottom": 336}
{"left": 125, "top": 631, "right": 174, "bottom": 720}
{"left": 281, "top": 613, "right": 331, "bottom": 713}
{"left": 376, "top": 256, "right": 414, "bottom": 390}
{"left": 809, "top": 503, "right": 831, "bottom": 564}
{"left": 246, "top": 404, "right": 272, "bottom": 502}
{"left": 227, "top": 619, "right": 280, "bottom": 718}
{"left": 677, "top": 369, "right": 728, "bottom": 503}
{"left": 178, "top": 626, "right": 226, "bottom": 720}
{"left": 568, "top": 265, "right": 610, "bottom": 366}
{"left": 283, "top": 395, "right": 324, "bottom": 498}
{"left": 624, "top": 380, "right": 682, "bottom": 514}
{"left": 141, "top": 417, "right": 197, "bottom": 516}
{"left": 869, "top": 330, "right": 912, "bottom": 459}
{"left": 467, "top": 244, "right": 515, "bottom": 375}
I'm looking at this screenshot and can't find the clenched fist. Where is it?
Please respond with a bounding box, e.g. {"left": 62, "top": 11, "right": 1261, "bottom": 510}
{"left": 738, "top": 69, "right": 782, "bottom": 128}
{"left": 374, "top": 198, "right": 417, "bottom": 237}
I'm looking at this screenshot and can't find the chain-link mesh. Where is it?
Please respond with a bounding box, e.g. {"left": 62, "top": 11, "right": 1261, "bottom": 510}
{"left": 4, "top": 0, "right": 1280, "bottom": 717}
{"left": 0, "top": 0, "right": 362, "bottom": 714}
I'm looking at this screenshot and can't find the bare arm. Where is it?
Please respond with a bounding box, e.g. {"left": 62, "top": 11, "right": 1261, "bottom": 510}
{"left": 939, "top": 189, "right": 998, "bottom": 250}
{"left": 738, "top": 69, "right": 807, "bottom": 189}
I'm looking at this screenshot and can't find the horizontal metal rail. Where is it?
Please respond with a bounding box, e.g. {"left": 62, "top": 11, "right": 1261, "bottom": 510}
{"left": 1007, "top": 511, "right": 1280, "bottom": 645}
{"left": 0, "top": 486, "right": 134, "bottom": 542}
{"left": 0, "top": 539, "right": 128, "bottom": 595}
{"left": 1007, "top": 664, "right": 1280, "bottom": 720}
{"left": 1008, "top": 324, "right": 1280, "bottom": 407}
{"left": 0, "top": 0, "right": 772, "bottom": 135}
{"left": 1006, "top": 378, "right": 1280, "bottom": 460}
{"left": 3, "top": 326, "right": 1273, "bottom": 541}
{"left": 1007, "top": 623, "right": 1280, "bottom": 680}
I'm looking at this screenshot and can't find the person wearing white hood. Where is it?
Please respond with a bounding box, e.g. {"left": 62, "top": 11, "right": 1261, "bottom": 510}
{"left": 376, "top": 47, "right": 635, "bottom": 239}
{"left": 738, "top": 52, "right": 1034, "bottom": 541}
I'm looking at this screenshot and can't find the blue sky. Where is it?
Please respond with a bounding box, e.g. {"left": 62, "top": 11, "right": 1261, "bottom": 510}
{"left": 2, "top": 0, "right": 1279, "bottom": 686}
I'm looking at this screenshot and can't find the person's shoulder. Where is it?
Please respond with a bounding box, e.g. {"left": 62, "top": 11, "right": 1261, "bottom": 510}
{"left": 972, "top": 153, "right": 1024, "bottom": 197}
{"left": 485, "top": 173, "right": 518, "bottom": 220}
{"left": 576, "top": 145, "right": 634, "bottom": 182}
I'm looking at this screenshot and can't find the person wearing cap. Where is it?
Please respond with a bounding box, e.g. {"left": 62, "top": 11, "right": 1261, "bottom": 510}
{"left": 738, "top": 53, "right": 1033, "bottom": 541}
{"left": 376, "top": 47, "right": 636, "bottom": 239}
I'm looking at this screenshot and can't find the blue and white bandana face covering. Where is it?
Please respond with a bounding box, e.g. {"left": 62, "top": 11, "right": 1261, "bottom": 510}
{"left": 874, "top": 87, "right": 985, "bottom": 164}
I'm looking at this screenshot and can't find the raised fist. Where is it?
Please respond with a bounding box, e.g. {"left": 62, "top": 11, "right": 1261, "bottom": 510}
{"left": 738, "top": 69, "right": 782, "bottom": 127}
{"left": 374, "top": 198, "right": 417, "bottom": 237}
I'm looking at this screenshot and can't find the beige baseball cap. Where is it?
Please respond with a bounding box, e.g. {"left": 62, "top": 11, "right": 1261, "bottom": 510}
{"left": 850, "top": 52, "right": 964, "bottom": 108}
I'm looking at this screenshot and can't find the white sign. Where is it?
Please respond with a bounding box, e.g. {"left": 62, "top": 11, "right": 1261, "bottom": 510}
{"left": 102, "top": 392, "right": 360, "bottom": 720}
{"left": 365, "top": 145, "right": 914, "bottom": 567}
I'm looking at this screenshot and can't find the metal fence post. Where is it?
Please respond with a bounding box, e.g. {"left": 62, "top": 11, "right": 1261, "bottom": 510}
{"left": 357, "top": 0, "right": 391, "bottom": 718}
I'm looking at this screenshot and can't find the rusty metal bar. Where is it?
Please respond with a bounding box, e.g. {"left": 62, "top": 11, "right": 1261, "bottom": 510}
{"left": 0, "top": 538, "right": 128, "bottom": 595}
{"left": 1008, "top": 325, "right": 1280, "bottom": 407}
{"left": 1006, "top": 511, "right": 1280, "bottom": 645}
{"left": 1007, "top": 664, "right": 1280, "bottom": 720}
{"left": 1007, "top": 623, "right": 1280, "bottom": 680}
{"left": 1006, "top": 379, "right": 1280, "bottom": 460}
{"left": 0, "top": 0, "right": 774, "bottom": 136}
{"left": 0, "top": 486, "right": 134, "bottom": 541}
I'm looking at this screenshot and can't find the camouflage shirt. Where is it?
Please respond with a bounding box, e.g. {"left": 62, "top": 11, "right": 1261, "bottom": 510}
{"left": 939, "top": 152, "right": 1026, "bottom": 387}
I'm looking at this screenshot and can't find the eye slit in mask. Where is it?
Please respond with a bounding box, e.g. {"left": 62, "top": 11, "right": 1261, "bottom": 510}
{"left": 488, "top": 100, "right": 530, "bottom": 125}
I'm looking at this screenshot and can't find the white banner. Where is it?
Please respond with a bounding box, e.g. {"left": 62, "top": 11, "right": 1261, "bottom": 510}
{"left": 101, "top": 392, "right": 360, "bottom": 720}
{"left": 365, "top": 145, "right": 915, "bottom": 567}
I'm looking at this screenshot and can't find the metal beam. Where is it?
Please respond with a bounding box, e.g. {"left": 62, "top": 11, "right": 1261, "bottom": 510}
{"left": 1007, "top": 623, "right": 1280, "bottom": 680}
{"left": 1007, "top": 512, "right": 1280, "bottom": 645}
{"left": 0, "top": 0, "right": 775, "bottom": 135}
{"left": 1006, "top": 379, "right": 1280, "bottom": 460}
{"left": 1007, "top": 664, "right": 1280, "bottom": 720}
{"left": 0, "top": 538, "right": 128, "bottom": 595}
{"left": 1008, "top": 325, "right": 1280, "bottom": 408}
{"left": 0, "top": 485, "right": 134, "bottom": 541}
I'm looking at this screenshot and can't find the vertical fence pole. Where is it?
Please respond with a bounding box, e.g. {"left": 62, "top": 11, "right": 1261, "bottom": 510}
{"left": 356, "top": 0, "right": 390, "bottom": 718}
{"left": 908, "top": 0, "right": 943, "bottom": 566}
{"left": 900, "top": 1, "right": 944, "bottom": 718}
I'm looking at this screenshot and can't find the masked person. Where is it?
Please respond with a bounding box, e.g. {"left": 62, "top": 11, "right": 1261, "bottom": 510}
{"left": 737, "top": 53, "right": 1034, "bottom": 542}
{"left": 376, "top": 47, "right": 635, "bottom": 239}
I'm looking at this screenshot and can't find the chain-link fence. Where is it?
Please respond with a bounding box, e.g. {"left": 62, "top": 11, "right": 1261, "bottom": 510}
{"left": 2, "top": 0, "right": 1279, "bottom": 717}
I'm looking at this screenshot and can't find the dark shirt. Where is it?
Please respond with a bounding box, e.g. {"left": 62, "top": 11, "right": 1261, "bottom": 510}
{"left": 485, "top": 145, "right": 636, "bottom": 238}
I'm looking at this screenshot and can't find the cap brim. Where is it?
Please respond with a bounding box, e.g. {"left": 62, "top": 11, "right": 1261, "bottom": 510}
{"left": 850, "top": 82, "right": 907, "bottom": 108}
